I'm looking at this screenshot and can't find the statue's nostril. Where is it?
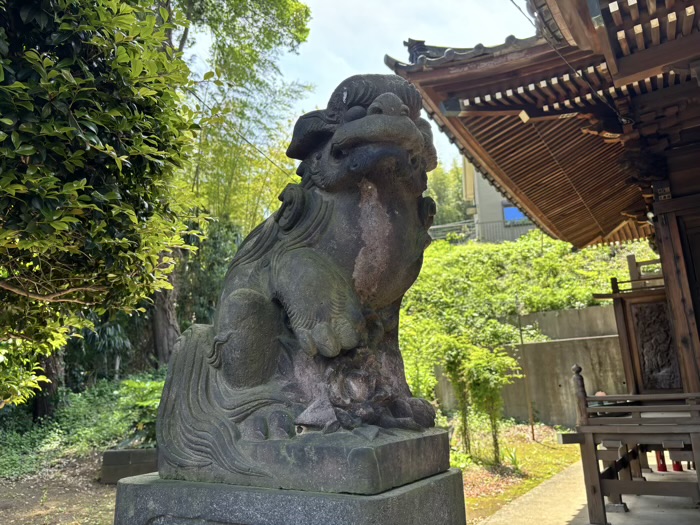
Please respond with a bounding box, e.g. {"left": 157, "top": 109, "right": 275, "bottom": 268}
{"left": 331, "top": 144, "right": 348, "bottom": 160}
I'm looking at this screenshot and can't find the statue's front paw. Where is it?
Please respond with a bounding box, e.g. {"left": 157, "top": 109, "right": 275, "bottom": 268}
{"left": 273, "top": 249, "right": 368, "bottom": 359}
{"left": 239, "top": 409, "right": 296, "bottom": 441}
{"left": 378, "top": 397, "right": 436, "bottom": 430}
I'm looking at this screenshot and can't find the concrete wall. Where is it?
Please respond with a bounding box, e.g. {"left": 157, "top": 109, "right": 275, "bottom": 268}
{"left": 474, "top": 172, "right": 505, "bottom": 223}
{"left": 502, "top": 336, "right": 627, "bottom": 428}
{"left": 474, "top": 172, "right": 535, "bottom": 243}
{"left": 518, "top": 305, "right": 618, "bottom": 340}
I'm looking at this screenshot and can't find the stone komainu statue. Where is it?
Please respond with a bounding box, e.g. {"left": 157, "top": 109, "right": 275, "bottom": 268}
{"left": 157, "top": 74, "right": 448, "bottom": 494}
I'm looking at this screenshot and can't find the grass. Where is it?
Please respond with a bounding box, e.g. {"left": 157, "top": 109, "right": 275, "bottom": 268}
{"left": 458, "top": 421, "right": 581, "bottom": 523}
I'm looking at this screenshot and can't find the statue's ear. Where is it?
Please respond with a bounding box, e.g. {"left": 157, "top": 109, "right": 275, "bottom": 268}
{"left": 286, "top": 110, "right": 338, "bottom": 160}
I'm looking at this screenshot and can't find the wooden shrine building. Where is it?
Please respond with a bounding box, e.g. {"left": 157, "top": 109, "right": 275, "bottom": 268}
{"left": 387, "top": 1, "right": 700, "bottom": 523}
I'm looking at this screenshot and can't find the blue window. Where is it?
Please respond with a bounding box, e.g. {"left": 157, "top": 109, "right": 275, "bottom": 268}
{"left": 503, "top": 206, "right": 526, "bottom": 222}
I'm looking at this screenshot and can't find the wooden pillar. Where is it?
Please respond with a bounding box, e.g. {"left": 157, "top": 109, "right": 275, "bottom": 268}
{"left": 653, "top": 147, "right": 700, "bottom": 393}
{"left": 579, "top": 433, "right": 608, "bottom": 525}
{"left": 656, "top": 211, "right": 700, "bottom": 392}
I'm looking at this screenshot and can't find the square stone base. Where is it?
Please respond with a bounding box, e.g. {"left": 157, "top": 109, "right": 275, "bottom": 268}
{"left": 160, "top": 427, "right": 450, "bottom": 494}
{"left": 114, "top": 469, "right": 466, "bottom": 525}
{"left": 101, "top": 448, "right": 158, "bottom": 484}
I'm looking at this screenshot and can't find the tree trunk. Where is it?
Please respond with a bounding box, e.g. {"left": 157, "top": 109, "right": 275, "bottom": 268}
{"left": 152, "top": 261, "right": 181, "bottom": 366}
{"left": 458, "top": 394, "right": 471, "bottom": 455}
{"left": 490, "top": 411, "right": 500, "bottom": 465}
{"left": 32, "top": 351, "right": 64, "bottom": 421}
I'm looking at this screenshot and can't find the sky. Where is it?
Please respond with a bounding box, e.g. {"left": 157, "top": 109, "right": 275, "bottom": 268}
{"left": 276, "top": 0, "right": 536, "bottom": 166}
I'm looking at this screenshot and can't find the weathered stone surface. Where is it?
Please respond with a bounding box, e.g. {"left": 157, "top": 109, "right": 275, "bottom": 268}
{"left": 114, "top": 469, "right": 466, "bottom": 525}
{"left": 160, "top": 426, "right": 449, "bottom": 494}
{"left": 156, "top": 74, "right": 446, "bottom": 492}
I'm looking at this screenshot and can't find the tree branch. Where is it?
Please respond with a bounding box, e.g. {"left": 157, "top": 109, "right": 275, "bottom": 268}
{"left": 3, "top": 331, "right": 36, "bottom": 343}
{"left": 0, "top": 280, "right": 104, "bottom": 305}
{"left": 178, "top": 25, "right": 189, "bottom": 53}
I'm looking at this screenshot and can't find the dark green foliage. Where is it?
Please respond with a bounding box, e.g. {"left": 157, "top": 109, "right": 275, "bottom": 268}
{"left": 0, "top": 371, "right": 165, "bottom": 479}
{"left": 177, "top": 217, "right": 241, "bottom": 329}
{"left": 0, "top": 0, "right": 196, "bottom": 405}
{"left": 117, "top": 374, "right": 165, "bottom": 446}
{"left": 63, "top": 312, "right": 133, "bottom": 388}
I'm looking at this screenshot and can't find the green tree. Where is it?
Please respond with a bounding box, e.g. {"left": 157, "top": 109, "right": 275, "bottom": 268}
{"left": 0, "top": 0, "right": 196, "bottom": 407}
{"left": 57, "top": 0, "right": 311, "bottom": 377}
{"left": 426, "top": 161, "right": 469, "bottom": 225}
{"left": 148, "top": 0, "right": 310, "bottom": 352}
{"left": 173, "top": 0, "right": 310, "bottom": 88}
{"left": 442, "top": 338, "right": 472, "bottom": 455}
{"left": 176, "top": 216, "right": 241, "bottom": 329}
{"left": 464, "top": 347, "right": 521, "bottom": 465}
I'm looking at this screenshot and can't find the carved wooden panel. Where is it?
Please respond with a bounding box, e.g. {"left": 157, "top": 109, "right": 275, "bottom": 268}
{"left": 630, "top": 301, "right": 682, "bottom": 390}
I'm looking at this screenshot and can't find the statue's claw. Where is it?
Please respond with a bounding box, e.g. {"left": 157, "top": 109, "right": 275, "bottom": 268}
{"left": 312, "top": 322, "right": 341, "bottom": 357}
{"left": 378, "top": 397, "right": 436, "bottom": 430}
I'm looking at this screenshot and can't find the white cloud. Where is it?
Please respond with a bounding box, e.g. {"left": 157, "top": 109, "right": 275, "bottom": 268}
{"left": 279, "top": 0, "right": 535, "bottom": 164}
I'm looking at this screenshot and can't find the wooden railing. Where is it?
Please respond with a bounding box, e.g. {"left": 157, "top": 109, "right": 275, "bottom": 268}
{"left": 560, "top": 365, "right": 700, "bottom": 525}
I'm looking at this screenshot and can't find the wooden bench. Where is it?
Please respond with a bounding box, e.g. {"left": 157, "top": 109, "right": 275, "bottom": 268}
{"left": 559, "top": 365, "right": 700, "bottom": 525}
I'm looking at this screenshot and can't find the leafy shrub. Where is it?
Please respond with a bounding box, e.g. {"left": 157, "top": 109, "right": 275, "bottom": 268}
{"left": 117, "top": 376, "right": 164, "bottom": 447}
{"left": 0, "top": 371, "right": 165, "bottom": 479}
{"left": 399, "top": 232, "right": 655, "bottom": 461}
{"left": 54, "top": 380, "right": 130, "bottom": 454}
{"left": 464, "top": 347, "right": 521, "bottom": 465}
{"left": 0, "top": 0, "right": 196, "bottom": 406}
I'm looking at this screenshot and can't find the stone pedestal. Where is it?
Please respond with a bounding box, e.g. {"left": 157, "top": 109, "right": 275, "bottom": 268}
{"left": 114, "top": 469, "right": 466, "bottom": 525}
{"left": 160, "top": 427, "right": 450, "bottom": 494}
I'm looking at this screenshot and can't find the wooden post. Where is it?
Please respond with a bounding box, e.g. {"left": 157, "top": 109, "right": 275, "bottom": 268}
{"left": 573, "top": 364, "right": 589, "bottom": 427}
{"left": 627, "top": 254, "right": 640, "bottom": 289}
{"left": 656, "top": 211, "right": 700, "bottom": 392}
{"left": 691, "top": 433, "right": 700, "bottom": 503}
{"left": 606, "top": 443, "right": 631, "bottom": 512}
{"left": 611, "top": 277, "right": 620, "bottom": 294}
{"left": 580, "top": 433, "right": 608, "bottom": 525}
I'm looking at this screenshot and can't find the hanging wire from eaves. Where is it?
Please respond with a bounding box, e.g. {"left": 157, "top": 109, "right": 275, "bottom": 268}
{"left": 506, "top": 0, "right": 634, "bottom": 126}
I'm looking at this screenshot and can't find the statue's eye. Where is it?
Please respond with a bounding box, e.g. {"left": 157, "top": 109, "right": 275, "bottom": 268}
{"left": 344, "top": 106, "right": 367, "bottom": 122}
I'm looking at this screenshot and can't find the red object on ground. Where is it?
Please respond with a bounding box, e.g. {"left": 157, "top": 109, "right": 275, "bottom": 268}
{"left": 672, "top": 461, "right": 683, "bottom": 472}
{"left": 656, "top": 451, "right": 668, "bottom": 472}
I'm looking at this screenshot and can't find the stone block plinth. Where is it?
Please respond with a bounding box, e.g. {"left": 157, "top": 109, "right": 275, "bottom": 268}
{"left": 101, "top": 448, "right": 158, "bottom": 484}
{"left": 114, "top": 469, "right": 466, "bottom": 525}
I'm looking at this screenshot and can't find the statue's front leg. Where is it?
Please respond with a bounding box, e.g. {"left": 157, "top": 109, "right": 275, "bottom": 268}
{"left": 271, "top": 248, "right": 368, "bottom": 358}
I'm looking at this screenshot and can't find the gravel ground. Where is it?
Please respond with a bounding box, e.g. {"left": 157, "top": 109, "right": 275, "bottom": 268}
{"left": 0, "top": 453, "right": 115, "bottom": 525}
